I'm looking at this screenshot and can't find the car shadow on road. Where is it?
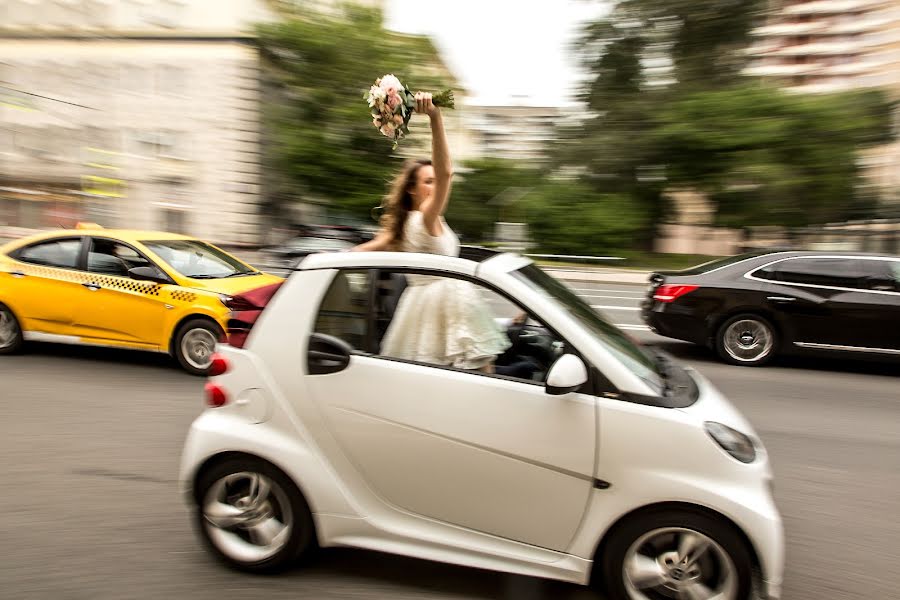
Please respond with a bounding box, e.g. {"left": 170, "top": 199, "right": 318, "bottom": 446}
{"left": 293, "top": 547, "right": 602, "bottom": 600}
{"left": 649, "top": 340, "right": 899, "bottom": 378}
{"left": 19, "top": 341, "right": 185, "bottom": 373}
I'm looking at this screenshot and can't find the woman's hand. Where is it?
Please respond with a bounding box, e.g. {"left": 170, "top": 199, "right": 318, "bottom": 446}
{"left": 415, "top": 91, "right": 439, "bottom": 118}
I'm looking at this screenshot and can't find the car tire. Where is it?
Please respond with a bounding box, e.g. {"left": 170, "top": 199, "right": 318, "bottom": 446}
{"left": 173, "top": 318, "right": 223, "bottom": 376}
{"left": 195, "top": 457, "right": 317, "bottom": 574}
{"left": 715, "top": 313, "right": 777, "bottom": 367}
{"left": 601, "top": 509, "right": 754, "bottom": 600}
{"left": 0, "top": 302, "right": 24, "bottom": 355}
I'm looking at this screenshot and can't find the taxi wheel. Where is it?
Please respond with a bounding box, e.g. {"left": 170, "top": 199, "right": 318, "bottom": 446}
{"left": 0, "top": 303, "right": 24, "bottom": 355}
{"left": 174, "top": 318, "right": 224, "bottom": 376}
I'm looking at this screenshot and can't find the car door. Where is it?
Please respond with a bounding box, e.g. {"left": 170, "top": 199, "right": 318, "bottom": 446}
{"left": 756, "top": 257, "right": 863, "bottom": 347}
{"left": 67, "top": 237, "right": 169, "bottom": 348}
{"left": 853, "top": 258, "right": 900, "bottom": 351}
{"left": 4, "top": 236, "right": 86, "bottom": 336}
{"left": 303, "top": 268, "right": 597, "bottom": 552}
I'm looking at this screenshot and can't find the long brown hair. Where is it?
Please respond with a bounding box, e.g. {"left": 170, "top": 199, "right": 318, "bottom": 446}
{"left": 379, "top": 159, "right": 432, "bottom": 250}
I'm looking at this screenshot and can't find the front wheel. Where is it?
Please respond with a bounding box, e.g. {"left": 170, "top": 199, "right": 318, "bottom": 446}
{"left": 715, "top": 314, "right": 777, "bottom": 367}
{"left": 195, "top": 457, "right": 316, "bottom": 573}
{"left": 0, "top": 303, "right": 24, "bottom": 355}
{"left": 601, "top": 510, "right": 754, "bottom": 600}
{"left": 173, "top": 318, "right": 223, "bottom": 376}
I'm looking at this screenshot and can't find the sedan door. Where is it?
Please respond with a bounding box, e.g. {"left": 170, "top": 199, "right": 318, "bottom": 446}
{"left": 67, "top": 237, "right": 169, "bottom": 348}
{"left": 3, "top": 236, "right": 86, "bottom": 336}
{"left": 303, "top": 269, "right": 597, "bottom": 552}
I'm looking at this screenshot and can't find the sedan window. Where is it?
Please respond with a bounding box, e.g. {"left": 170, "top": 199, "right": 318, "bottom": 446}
{"left": 771, "top": 258, "right": 867, "bottom": 289}
{"left": 15, "top": 238, "right": 82, "bottom": 269}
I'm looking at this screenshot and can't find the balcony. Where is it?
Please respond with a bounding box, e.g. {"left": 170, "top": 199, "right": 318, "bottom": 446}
{"left": 744, "top": 62, "right": 824, "bottom": 76}
{"left": 753, "top": 22, "right": 827, "bottom": 36}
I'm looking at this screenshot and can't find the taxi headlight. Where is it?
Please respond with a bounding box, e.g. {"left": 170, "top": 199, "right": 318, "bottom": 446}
{"left": 705, "top": 422, "right": 757, "bottom": 463}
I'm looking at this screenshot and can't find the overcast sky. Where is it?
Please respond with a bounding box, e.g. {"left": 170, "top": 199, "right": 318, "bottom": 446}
{"left": 384, "top": 0, "right": 608, "bottom": 107}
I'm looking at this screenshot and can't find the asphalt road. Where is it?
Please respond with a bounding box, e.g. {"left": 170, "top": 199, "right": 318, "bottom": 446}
{"left": 1, "top": 281, "right": 898, "bottom": 600}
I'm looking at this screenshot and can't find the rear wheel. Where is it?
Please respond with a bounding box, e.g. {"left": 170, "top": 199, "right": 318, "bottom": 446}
{"left": 715, "top": 314, "right": 777, "bottom": 367}
{"left": 601, "top": 510, "right": 754, "bottom": 600}
{"left": 195, "top": 457, "right": 316, "bottom": 573}
{"left": 0, "top": 303, "right": 23, "bottom": 355}
{"left": 174, "top": 318, "right": 223, "bottom": 375}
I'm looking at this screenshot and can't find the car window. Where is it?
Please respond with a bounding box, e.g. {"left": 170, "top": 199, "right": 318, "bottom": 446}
{"left": 16, "top": 238, "right": 82, "bottom": 269}
{"left": 772, "top": 257, "right": 866, "bottom": 289}
{"left": 860, "top": 259, "right": 900, "bottom": 292}
{"left": 87, "top": 238, "right": 153, "bottom": 276}
{"left": 141, "top": 239, "right": 254, "bottom": 279}
{"left": 511, "top": 264, "right": 664, "bottom": 395}
{"left": 314, "top": 270, "right": 371, "bottom": 350}
{"left": 675, "top": 251, "right": 773, "bottom": 276}
{"left": 313, "top": 269, "right": 568, "bottom": 384}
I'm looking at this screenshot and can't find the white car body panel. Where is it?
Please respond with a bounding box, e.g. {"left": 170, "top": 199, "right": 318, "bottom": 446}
{"left": 179, "top": 252, "right": 784, "bottom": 598}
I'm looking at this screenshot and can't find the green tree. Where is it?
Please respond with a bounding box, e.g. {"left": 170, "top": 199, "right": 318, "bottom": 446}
{"left": 523, "top": 180, "right": 650, "bottom": 256}
{"left": 654, "top": 85, "right": 893, "bottom": 227}
{"left": 446, "top": 159, "right": 543, "bottom": 242}
{"left": 256, "top": 3, "right": 455, "bottom": 221}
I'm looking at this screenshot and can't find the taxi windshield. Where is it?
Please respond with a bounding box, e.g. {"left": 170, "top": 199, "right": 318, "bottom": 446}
{"left": 142, "top": 240, "right": 256, "bottom": 279}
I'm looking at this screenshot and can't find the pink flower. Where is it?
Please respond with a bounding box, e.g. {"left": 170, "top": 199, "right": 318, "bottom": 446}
{"left": 381, "top": 123, "right": 396, "bottom": 137}
{"left": 392, "top": 114, "right": 403, "bottom": 125}
{"left": 387, "top": 92, "right": 402, "bottom": 109}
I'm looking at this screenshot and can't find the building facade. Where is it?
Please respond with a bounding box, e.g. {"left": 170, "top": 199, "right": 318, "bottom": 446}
{"left": 745, "top": 0, "right": 900, "bottom": 212}
{"left": 0, "top": 0, "right": 277, "bottom": 246}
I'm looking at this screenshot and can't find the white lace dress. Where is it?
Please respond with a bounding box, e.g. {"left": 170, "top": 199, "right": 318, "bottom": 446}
{"left": 380, "top": 210, "right": 511, "bottom": 369}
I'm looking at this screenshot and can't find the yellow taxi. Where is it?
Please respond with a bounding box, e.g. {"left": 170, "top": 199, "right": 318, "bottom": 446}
{"left": 0, "top": 223, "right": 283, "bottom": 375}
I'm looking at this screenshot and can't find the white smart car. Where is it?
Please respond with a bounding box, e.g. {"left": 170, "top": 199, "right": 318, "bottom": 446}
{"left": 179, "top": 249, "right": 784, "bottom": 600}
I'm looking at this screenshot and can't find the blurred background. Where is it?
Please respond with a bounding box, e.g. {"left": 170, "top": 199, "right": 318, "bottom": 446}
{"left": 2, "top": 3, "right": 899, "bottom": 600}
{"left": 2, "top": 0, "right": 898, "bottom": 267}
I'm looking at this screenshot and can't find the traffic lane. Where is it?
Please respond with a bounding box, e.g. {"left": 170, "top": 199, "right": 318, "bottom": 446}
{"left": 0, "top": 347, "right": 594, "bottom": 600}
{"left": 663, "top": 348, "right": 900, "bottom": 600}
{"left": 2, "top": 343, "right": 899, "bottom": 600}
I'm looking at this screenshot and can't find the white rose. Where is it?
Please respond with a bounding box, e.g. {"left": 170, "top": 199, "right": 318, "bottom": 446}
{"left": 379, "top": 74, "right": 404, "bottom": 95}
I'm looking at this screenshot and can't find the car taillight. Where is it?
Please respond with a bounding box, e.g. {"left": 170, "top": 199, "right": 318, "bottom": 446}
{"left": 205, "top": 382, "right": 228, "bottom": 407}
{"left": 653, "top": 284, "right": 699, "bottom": 303}
{"left": 208, "top": 353, "right": 229, "bottom": 376}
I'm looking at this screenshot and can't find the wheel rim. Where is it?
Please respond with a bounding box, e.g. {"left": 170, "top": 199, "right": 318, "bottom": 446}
{"left": 0, "top": 307, "right": 20, "bottom": 349}
{"left": 202, "top": 471, "right": 294, "bottom": 564}
{"left": 623, "top": 527, "right": 738, "bottom": 600}
{"left": 723, "top": 319, "right": 773, "bottom": 363}
{"left": 181, "top": 327, "right": 217, "bottom": 370}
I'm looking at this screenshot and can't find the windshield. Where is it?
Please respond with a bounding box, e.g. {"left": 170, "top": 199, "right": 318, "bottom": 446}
{"left": 142, "top": 240, "right": 257, "bottom": 279}
{"left": 512, "top": 264, "right": 664, "bottom": 394}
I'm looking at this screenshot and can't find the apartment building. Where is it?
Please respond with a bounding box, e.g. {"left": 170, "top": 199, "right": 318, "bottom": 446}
{"left": 0, "top": 0, "right": 277, "bottom": 246}
{"left": 745, "top": 0, "right": 900, "bottom": 210}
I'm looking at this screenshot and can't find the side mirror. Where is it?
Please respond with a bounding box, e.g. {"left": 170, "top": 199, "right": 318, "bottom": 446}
{"left": 128, "top": 266, "right": 169, "bottom": 284}
{"left": 545, "top": 354, "right": 588, "bottom": 396}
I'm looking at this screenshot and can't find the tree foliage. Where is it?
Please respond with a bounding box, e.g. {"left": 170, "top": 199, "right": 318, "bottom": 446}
{"left": 256, "top": 3, "right": 455, "bottom": 220}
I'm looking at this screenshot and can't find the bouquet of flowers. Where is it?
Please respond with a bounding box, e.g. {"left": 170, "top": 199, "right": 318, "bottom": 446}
{"left": 365, "top": 74, "right": 454, "bottom": 149}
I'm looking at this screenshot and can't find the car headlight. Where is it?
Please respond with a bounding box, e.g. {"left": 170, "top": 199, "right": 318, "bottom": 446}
{"left": 704, "top": 422, "right": 757, "bottom": 463}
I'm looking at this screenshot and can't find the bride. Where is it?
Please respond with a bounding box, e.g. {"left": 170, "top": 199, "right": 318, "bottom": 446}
{"left": 352, "top": 92, "right": 510, "bottom": 372}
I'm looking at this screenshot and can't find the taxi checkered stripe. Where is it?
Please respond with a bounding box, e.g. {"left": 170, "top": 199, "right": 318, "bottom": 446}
{"left": 15, "top": 264, "right": 162, "bottom": 296}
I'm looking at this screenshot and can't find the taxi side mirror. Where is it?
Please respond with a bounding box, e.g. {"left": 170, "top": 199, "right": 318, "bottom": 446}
{"left": 129, "top": 266, "right": 169, "bottom": 284}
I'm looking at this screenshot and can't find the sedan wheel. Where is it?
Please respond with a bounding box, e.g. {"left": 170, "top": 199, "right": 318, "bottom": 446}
{"left": 716, "top": 314, "right": 776, "bottom": 366}
{"left": 0, "top": 303, "right": 23, "bottom": 354}
{"left": 196, "top": 458, "right": 316, "bottom": 573}
{"left": 602, "top": 511, "right": 753, "bottom": 600}
{"left": 174, "top": 319, "right": 223, "bottom": 375}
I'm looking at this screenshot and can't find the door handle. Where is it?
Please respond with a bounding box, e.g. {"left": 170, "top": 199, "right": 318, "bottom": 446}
{"left": 767, "top": 296, "right": 796, "bottom": 303}
{"left": 307, "top": 333, "right": 353, "bottom": 375}
{"left": 82, "top": 282, "right": 101, "bottom": 291}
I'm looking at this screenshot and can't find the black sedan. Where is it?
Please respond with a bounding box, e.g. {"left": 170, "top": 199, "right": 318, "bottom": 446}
{"left": 641, "top": 250, "right": 900, "bottom": 366}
